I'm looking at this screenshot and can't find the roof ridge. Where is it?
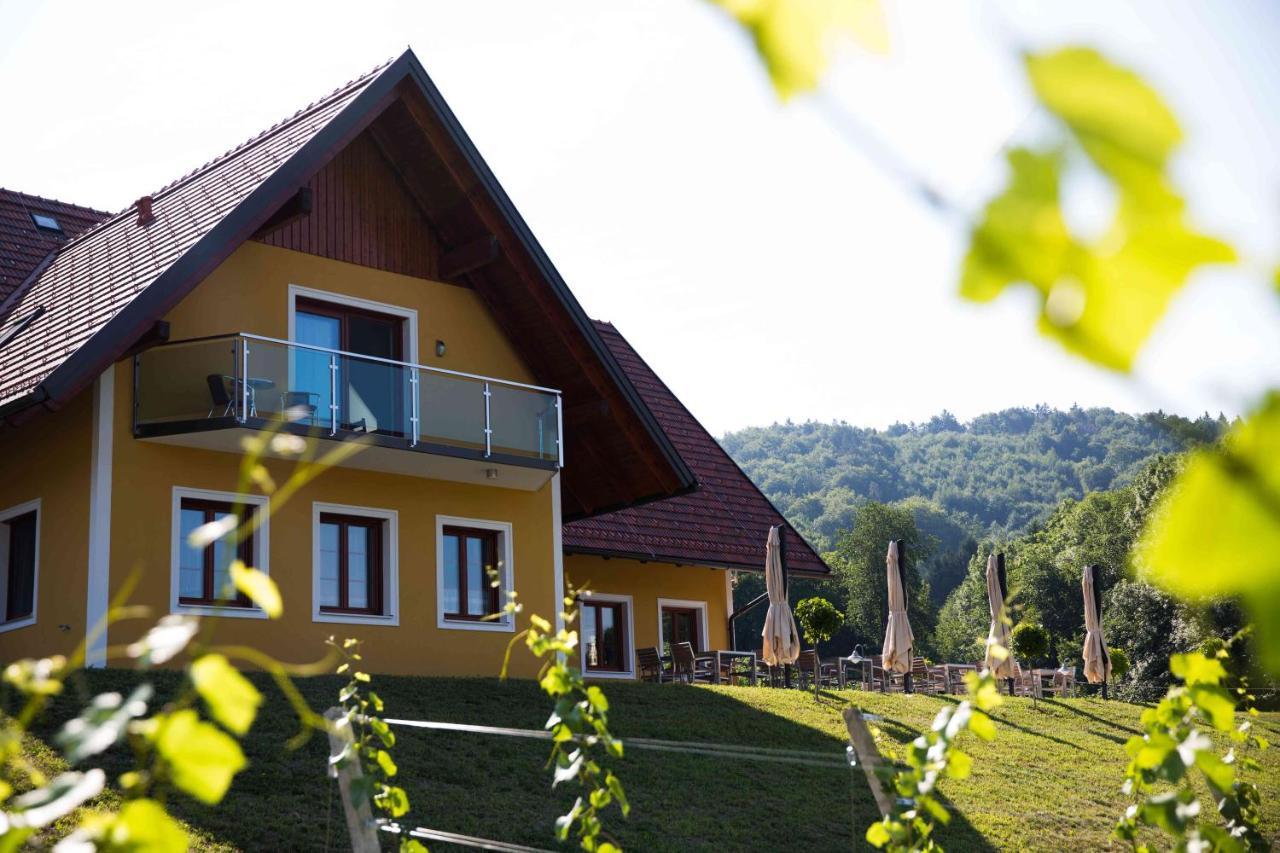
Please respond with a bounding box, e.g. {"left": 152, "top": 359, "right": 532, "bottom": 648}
{"left": 48, "top": 55, "right": 398, "bottom": 257}
{"left": 0, "top": 187, "right": 112, "bottom": 218}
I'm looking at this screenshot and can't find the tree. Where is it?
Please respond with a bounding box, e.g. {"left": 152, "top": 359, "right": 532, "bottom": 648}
{"left": 1010, "top": 623, "right": 1050, "bottom": 667}
{"left": 829, "top": 501, "right": 937, "bottom": 654}
{"left": 794, "top": 596, "right": 844, "bottom": 650}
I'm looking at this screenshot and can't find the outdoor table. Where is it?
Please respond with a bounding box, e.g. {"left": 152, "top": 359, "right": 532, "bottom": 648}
{"left": 709, "top": 650, "right": 758, "bottom": 686}
{"left": 240, "top": 376, "right": 275, "bottom": 417}
{"left": 835, "top": 657, "right": 871, "bottom": 690}
{"left": 1030, "top": 668, "right": 1066, "bottom": 698}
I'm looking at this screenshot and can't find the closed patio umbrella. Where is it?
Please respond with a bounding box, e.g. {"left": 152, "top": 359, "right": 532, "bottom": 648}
{"left": 761, "top": 526, "right": 800, "bottom": 667}
{"left": 882, "top": 540, "right": 914, "bottom": 679}
{"left": 1082, "top": 564, "right": 1111, "bottom": 697}
{"left": 984, "top": 553, "right": 1015, "bottom": 692}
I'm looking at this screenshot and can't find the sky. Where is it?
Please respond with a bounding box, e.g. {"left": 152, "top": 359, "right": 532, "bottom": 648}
{"left": 1, "top": 0, "right": 1278, "bottom": 435}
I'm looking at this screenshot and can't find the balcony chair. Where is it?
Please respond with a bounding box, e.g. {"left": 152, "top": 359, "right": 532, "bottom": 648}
{"left": 279, "top": 390, "right": 320, "bottom": 425}
{"left": 636, "top": 646, "right": 669, "bottom": 683}
{"left": 206, "top": 374, "right": 235, "bottom": 417}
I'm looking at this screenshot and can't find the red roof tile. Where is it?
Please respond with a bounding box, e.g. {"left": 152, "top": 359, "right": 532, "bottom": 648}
{"left": 564, "top": 322, "right": 829, "bottom": 575}
{"left": 0, "top": 60, "right": 393, "bottom": 408}
{"left": 0, "top": 189, "right": 109, "bottom": 304}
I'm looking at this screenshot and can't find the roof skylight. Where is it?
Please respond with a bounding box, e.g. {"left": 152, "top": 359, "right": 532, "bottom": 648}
{"left": 30, "top": 213, "right": 62, "bottom": 233}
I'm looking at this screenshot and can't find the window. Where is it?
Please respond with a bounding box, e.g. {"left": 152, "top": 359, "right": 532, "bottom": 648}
{"left": 312, "top": 503, "right": 398, "bottom": 625}
{"left": 170, "top": 488, "right": 269, "bottom": 618}
{"left": 659, "top": 599, "right": 708, "bottom": 654}
{"left": 318, "top": 513, "right": 384, "bottom": 615}
{"left": 0, "top": 500, "right": 40, "bottom": 632}
{"left": 579, "top": 593, "right": 634, "bottom": 679}
{"left": 30, "top": 213, "right": 62, "bottom": 233}
{"left": 178, "top": 499, "right": 253, "bottom": 607}
{"left": 436, "top": 515, "right": 513, "bottom": 632}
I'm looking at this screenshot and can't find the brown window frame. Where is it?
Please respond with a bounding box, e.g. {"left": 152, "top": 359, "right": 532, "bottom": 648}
{"left": 178, "top": 498, "right": 254, "bottom": 608}
{"left": 294, "top": 298, "right": 405, "bottom": 360}
{"left": 662, "top": 605, "right": 702, "bottom": 652}
{"left": 3, "top": 509, "right": 38, "bottom": 623}
{"left": 581, "top": 599, "right": 628, "bottom": 673}
{"left": 441, "top": 525, "right": 500, "bottom": 621}
{"left": 318, "top": 513, "right": 385, "bottom": 616}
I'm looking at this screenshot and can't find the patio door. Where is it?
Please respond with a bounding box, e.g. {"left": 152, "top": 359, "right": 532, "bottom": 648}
{"left": 295, "top": 299, "right": 403, "bottom": 434}
{"left": 662, "top": 605, "right": 701, "bottom": 653}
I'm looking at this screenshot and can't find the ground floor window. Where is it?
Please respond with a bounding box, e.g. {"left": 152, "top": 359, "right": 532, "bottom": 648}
{"left": 318, "top": 513, "right": 384, "bottom": 615}
{"left": 178, "top": 498, "right": 254, "bottom": 607}
{"left": 435, "top": 515, "right": 514, "bottom": 632}
{"left": 579, "top": 593, "right": 635, "bottom": 678}
{"left": 171, "top": 488, "right": 268, "bottom": 618}
{"left": 0, "top": 500, "right": 39, "bottom": 630}
{"left": 659, "top": 599, "right": 707, "bottom": 654}
{"left": 312, "top": 502, "right": 398, "bottom": 626}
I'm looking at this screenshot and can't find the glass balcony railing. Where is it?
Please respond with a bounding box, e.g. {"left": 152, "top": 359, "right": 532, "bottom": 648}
{"left": 134, "top": 333, "right": 562, "bottom": 466}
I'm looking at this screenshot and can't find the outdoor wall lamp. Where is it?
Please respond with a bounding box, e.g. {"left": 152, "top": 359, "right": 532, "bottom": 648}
{"left": 436, "top": 339, "right": 446, "bottom": 357}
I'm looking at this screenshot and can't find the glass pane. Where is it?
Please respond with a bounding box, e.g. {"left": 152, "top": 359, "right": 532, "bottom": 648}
{"left": 347, "top": 525, "right": 369, "bottom": 610}
{"left": 295, "top": 313, "right": 340, "bottom": 428}
{"left": 489, "top": 385, "right": 559, "bottom": 461}
{"left": 2, "top": 512, "right": 37, "bottom": 621}
{"left": 135, "top": 338, "right": 240, "bottom": 424}
{"left": 466, "top": 536, "right": 484, "bottom": 615}
{"left": 178, "top": 508, "right": 205, "bottom": 599}
{"left": 583, "top": 606, "right": 599, "bottom": 669}
{"left": 343, "top": 355, "right": 407, "bottom": 437}
{"left": 600, "top": 606, "right": 617, "bottom": 669}
{"left": 442, "top": 534, "right": 459, "bottom": 614}
{"left": 419, "top": 373, "right": 486, "bottom": 451}
{"left": 319, "top": 522, "right": 340, "bottom": 608}
{"left": 661, "top": 612, "right": 673, "bottom": 655}
{"left": 211, "top": 511, "right": 237, "bottom": 600}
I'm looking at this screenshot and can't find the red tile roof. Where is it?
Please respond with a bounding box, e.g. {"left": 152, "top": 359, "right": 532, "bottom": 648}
{"left": 0, "top": 61, "right": 392, "bottom": 408}
{"left": 564, "top": 322, "right": 829, "bottom": 575}
{"left": 0, "top": 189, "right": 109, "bottom": 304}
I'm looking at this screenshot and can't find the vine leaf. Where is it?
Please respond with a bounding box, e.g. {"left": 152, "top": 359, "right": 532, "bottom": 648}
{"left": 1140, "top": 395, "right": 1280, "bottom": 671}
{"left": 150, "top": 709, "right": 247, "bottom": 804}
{"left": 191, "top": 654, "right": 263, "bottom": 736}
{"left": 231, "top": 561, "right": 282, "bottom": 618}
{"left": 105, "top": 798, "right": 189, "bottom": 852}
{"left": 711, "top": 0, "right": 887, "bottom": 99}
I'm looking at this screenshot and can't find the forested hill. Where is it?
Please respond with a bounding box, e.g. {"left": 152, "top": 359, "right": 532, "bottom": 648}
{"left": 721, "top": 406, "right": 1228, "bottom": 552}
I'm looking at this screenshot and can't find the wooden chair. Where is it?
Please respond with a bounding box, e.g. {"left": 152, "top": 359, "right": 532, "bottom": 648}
{"left": 671, "top": 642, "right": 712, "bottom": 684}
{"left": 752, "top": 649, "right": 779, "bottom": 687}
{"left": 910, "top": 657, "right": 942, "bottom": 694}
{"left": 796, "top": 649, "right": 839, "bottom": 690}
{"left": 637, "top": 646, "right": 668, "bottom": 683}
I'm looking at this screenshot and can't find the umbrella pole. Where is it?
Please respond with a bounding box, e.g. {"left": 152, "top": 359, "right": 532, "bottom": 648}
{"left": 904, "top": 673, "right": 913, "bottom": 694}
{"left": 1102, "top": 679, "right": 1108, "bottom": 701}
{"left": 1006, "top": 677, "right": 1014, "bottom": 696}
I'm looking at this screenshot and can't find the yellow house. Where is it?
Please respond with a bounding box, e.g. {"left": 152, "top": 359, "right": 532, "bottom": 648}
{"left": 0, "top": 50, "right": 828, "bottom": 680}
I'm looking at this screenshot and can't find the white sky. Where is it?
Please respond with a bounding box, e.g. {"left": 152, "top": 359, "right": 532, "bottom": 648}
{"left": 2, "top": 1, "right": 1277, "bottom": 434}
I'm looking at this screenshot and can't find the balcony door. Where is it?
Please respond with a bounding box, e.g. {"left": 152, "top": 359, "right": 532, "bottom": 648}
{"left": 295, "top": 298, "right": 404, "bottom": 435}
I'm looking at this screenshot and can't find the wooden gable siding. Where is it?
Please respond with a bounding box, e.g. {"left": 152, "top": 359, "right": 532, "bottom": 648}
{"left": 254, "top": 131, "right": 441, "bottom": 280}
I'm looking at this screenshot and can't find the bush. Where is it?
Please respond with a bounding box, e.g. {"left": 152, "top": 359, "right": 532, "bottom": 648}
{"left": 1108, "top": 647, "right": 1130, "bottom": 681}
{"left": 794, "top": 596, "right": 844, "bottom": 646}
{"left": 1011, "top": 622, "right": 1050, "bottom": 665}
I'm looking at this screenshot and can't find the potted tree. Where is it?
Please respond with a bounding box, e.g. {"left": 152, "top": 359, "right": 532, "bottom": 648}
{"left": 794, "top": 596, "right": 844, "bottom": 698}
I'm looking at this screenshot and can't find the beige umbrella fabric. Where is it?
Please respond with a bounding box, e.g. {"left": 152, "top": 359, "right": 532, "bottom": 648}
{"left": 882, "top": 541, "right": 914, "bottom": 674}
{"left": 984, "top": 554, "right": 1015, "bottom": 679}
{"left": 761, "top": 525, "right": 800, "bottom": 666}
{"left": 1082, "top": 565, "right": 1111, "bottom": 684}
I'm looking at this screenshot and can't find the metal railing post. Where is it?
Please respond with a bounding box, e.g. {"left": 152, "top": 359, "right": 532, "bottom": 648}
{"left": 329, "top": 354, "right": 339, "bottom": 436}
{"left": 409, "top": 369, "right": 420, "bottom": 448}
{"left": 555, "top": 394, "right": 563, "bottom": 468}
{"left": 483, "top": 382, "right": 492, "bottom": 458}
{"left": 240, "top": 338, "right": 250, "bottom": 423}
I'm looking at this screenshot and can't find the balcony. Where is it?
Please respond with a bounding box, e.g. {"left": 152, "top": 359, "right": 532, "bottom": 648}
{"left": 133, "top": 333, "right": 562, "bottom": 488}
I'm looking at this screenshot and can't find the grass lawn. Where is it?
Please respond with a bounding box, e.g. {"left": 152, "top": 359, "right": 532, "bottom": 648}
{"left": 12, "top": 669, "right": 1280, "bottom": 852}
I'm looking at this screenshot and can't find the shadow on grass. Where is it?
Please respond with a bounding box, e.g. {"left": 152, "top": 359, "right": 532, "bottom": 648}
{"left": 13, "top": 670, "right": 1002, "bottom": 853}
{"left": 1040, "top": 699, "right": 1140, "bottom": 736}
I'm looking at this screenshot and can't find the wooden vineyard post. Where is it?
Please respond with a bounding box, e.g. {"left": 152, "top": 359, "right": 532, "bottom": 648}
{"left": 843, "top": 707, "right": 896, "bottom": 818}
{"left": 325, "top": 706, "right": 382, "bottom": 853}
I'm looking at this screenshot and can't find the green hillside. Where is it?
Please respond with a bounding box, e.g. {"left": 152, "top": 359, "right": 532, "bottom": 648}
{"left": 17, "top": 671, "right": 1280, "bottom": 852}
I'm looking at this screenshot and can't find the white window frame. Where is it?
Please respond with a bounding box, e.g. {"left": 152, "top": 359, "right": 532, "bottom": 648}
{"left": 657, "top": 597, "right": 710, "bottom": 652}
{"left": 436, "top": 515, "right": 514, "bottom": 633}
{"left": 312, "top": 502, "right": 400, "bottom": 626}
{"left": 578, "top": 591, "right": 635, "bottom": 680}
{"left": 170, "top": 487, "right": 269, "bottom": 620}
{"left": 0, "top": 498, "right": 41, "bottom": 634}
{"left": 287, "top": 283, "right": 419, "bottom": 363}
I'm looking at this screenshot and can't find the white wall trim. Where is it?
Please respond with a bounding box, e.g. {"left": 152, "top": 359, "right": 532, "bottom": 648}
{"left": 657, "top": 597, "right": 710, "bottom": 652}
{"left": 85, "top": 369, "right": 113, "bottom": 664}
{"left": 0, "top": 498, "right": 41, "bottom": 634}
{"left": 435, "top": 514, "right": 515, "bottom": 633}
{"left": 287, "top": 283, "right": 419, "bottom": 363}
{"left": 578, "top": 590, "right": 635, "bottom": 680}
{"left": 311, "top": 501, "right": 400, "bottom": 626}
{"left": 551, "top": 473, "right": 565, "bottom": 636}
{"left": 170, "top": 487, "right": 270, "bottom": 620}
